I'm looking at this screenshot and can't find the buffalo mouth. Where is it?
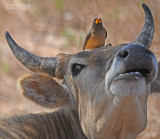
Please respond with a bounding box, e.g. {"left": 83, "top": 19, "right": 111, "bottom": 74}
{"left": 110, "top": 68, "right": 151, "bottom": 96}
{"left": 113, "top": 68, "right": 151, "bottom": 81}
{"left": 125, "top": 68, "right": 150, "bottom": 78}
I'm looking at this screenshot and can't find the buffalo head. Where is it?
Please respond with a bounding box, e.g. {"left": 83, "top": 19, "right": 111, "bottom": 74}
{"left": 5, "top": 3, "right": 160, "bottom": 139}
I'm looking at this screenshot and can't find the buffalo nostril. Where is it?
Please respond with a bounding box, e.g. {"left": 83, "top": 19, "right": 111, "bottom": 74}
{"left": 118, "top": 49, "right": 129, "bottom": 58}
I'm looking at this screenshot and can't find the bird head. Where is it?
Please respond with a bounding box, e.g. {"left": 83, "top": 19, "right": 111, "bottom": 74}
{"left": 93, "top": 18, "right": 102, "bottom": 24}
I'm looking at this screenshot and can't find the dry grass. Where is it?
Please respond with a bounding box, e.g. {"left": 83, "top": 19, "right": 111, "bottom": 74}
{"left": 0, "top": 0, "right": 160, "bottom": 138}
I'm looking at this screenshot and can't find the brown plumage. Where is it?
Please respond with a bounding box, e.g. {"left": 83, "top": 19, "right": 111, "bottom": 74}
{"left": 83, "top": 18, "right": 107, "bottom": 50}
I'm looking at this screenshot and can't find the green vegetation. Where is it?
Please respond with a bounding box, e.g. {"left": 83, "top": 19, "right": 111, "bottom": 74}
{"left": 107, "top": 8, "right": 121, "bottom": 22}
{"left": 1, "top": 61, "right": 10, "bottom": 74}
{"left": 61, "top": 29, "right": 76, "bottom": 46}
{"left": 52, "top": 0, "right": 65, "bottom": 14}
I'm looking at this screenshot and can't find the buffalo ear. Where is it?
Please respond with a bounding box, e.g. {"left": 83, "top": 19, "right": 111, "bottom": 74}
{"left": 19, "top": 73, "right": 70, "bottom": 108}
{"left": 151, "top": 62, "right": 160, "bottom": 93}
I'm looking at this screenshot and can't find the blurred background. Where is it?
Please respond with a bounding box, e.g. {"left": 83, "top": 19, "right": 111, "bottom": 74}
{"left": 0, "top": 0, "right": 160, "bottom": 138}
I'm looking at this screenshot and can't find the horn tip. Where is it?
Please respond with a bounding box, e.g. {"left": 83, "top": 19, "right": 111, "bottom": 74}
{"left": 5, "top": 31, "right": 16, "bottom": 47}
{"left": 142, "top": 3, "right": 150, "bottom": 13}
{"left": 142, "top": 3, "right": 147, "bottom": 8}
{"left": 5, "top": 31, "right": 10, "bottom": 37}
{"left": 5, "top": 31, "right": 12, "bottom": 42}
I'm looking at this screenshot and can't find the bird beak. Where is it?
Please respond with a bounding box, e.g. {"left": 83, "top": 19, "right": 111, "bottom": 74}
{"left": 95, "top": 18, "right": 102, "bottom": 24}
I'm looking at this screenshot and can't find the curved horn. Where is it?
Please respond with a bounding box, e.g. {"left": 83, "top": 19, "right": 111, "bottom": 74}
{"left": 133, "top": 3, "right": 154, "bottom": 48}
{"left": 5, "top": 31, "right": 58, "bottom": 77}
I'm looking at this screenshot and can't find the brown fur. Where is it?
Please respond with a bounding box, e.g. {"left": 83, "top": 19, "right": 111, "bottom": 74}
{"left": 55, "top": 54, "right": 73, "bottom": 79}
{"left": 0, "top": 110, "right": 87, "bottom": 139}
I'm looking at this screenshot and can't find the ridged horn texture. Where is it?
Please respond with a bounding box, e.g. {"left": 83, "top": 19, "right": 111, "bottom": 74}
{"left": 5, "top": 31, "right": 58, "bottom": 77}
{"left": 134, "top": 3, "right": 154, "bottom": 48}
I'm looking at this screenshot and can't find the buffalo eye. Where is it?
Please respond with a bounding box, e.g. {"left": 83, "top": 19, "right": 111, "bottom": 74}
{"left": 72, "top": 64, "right": 85, "bottom": 76}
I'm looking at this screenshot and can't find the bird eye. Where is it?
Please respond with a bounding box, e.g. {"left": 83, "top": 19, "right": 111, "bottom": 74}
{"left": 72, "top": 64, "right": 85, "bottom": 76}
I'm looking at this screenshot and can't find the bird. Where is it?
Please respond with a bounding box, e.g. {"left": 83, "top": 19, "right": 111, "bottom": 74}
{"left": 83, "top": 18, "right": 107, "bottom": 50}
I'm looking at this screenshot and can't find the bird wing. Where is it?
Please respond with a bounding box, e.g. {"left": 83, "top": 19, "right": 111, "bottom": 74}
{"left": 83, "top": 30, "right": 91, "bottom": 50}
{"left": 104, "top": 27, "right": 107, "bottom": 38}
